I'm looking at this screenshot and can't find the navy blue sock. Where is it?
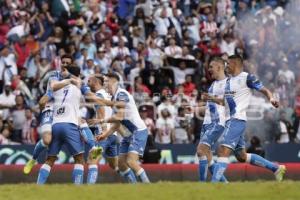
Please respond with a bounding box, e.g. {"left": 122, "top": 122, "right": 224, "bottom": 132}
{"left": 32, "top": 140, "right": 47, "bottom": 160}
{"left": 199, "top": 156, "right": 208, "bottom": 182}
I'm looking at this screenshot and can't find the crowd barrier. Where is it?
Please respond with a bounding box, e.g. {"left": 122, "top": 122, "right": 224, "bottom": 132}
{"left": 0, "top": 163, "right": 300, "bottom": 183}
{"left": 1, "top": 143, "right": 300, "bottom": 164}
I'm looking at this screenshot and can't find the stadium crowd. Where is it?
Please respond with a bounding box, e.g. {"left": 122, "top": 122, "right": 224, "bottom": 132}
{"left": 0, "top": 0, "right": 299, "bottom": 148}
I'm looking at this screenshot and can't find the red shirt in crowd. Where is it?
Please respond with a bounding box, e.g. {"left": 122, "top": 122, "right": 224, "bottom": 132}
{"left": 14, "top": 42, "right": 31, "bottom": 68}
{"left": 183, "top": 82, "right": 196, "bottom": 96}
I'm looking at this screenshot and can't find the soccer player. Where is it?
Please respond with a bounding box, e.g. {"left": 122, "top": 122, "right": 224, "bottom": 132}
{"left": 85, "top": 74, "right": 120, "bottom": 184}
{"left": 36, "top": 65, "right": 115, "bottom": 184}
{"left": 95, "top": 73, "right": 150, "bottom": 183}
{"left": 197, "top": 57, "right": 227, "bottom": 182}
{"left": 211, "top": 55, "right": 286, "bottom": 182}
{"left": 23, "top": 55, "right": 73, "bottom": 174}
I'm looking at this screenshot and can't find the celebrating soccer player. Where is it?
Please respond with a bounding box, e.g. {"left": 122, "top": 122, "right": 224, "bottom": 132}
{"left": 211, "top": 55, "right": 286, "bottom": 182}
{"left": 197, "top": 57, "right": 228, "bottom": 182}
{"left": 92, "top": 73, "right": 150, "bottom": 183}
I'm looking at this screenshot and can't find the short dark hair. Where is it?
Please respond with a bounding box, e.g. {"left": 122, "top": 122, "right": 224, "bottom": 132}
{"left": 228, "top": 54, "right": 243, "bottom": 63}
{"left": 105, "top": 73, "right": 120, "bottom": 81}
{"left": 210, "top": 56, "right": 226, "bottom": 67}
{"left": 61, "top": 54, "right": 73, "bottom": 62}
{"left": 94, "top": 74, "right": 104, "bottom": 85}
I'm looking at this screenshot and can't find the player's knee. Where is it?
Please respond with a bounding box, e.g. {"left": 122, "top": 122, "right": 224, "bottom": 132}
{"left": 126, "top": 157, "right": 137, "bottom": 168}
{"left": 74, "top": 154, "right": 84, "bottom": 164}
{"left": 45, "top": 156, "right": 57, "bottom": 167}
{"left": 197, "top": 144, "right": 208, "bottom": 157}
{"left": 235, "top": 152, "right": 247, "bottom": 163}
{"left": 43, "top": 133, "right": 52, "bottom": 146}
{"left": 217, "top": 145, "right": 231, "bottom": 157}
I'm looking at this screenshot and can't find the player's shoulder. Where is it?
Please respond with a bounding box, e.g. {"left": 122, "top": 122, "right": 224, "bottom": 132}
{"left": 116, "top": 88, "right": 130, "bottom": 102}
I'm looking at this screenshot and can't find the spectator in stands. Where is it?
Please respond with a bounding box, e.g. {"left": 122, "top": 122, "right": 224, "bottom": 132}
{"left": 10, "top": 95, "right": 26, "bottom": 143}
{"left": 139, "top": 106, "right": 155, "bottom": 137}
{"left": 0, "top": 84, "right": 15, "bottom": 120}
{"left": 155, "top": 109, "right": 175, "bottom": 144}
{"left": 277, "top": 111, "right": 295, "bottom": 143}
{"left": 22, "top": 108, "right": 37, "bottom": 144}
{"left": 157, "top": 96, "right": 176, "bottom": 119}
{"left": 174, "top": 107, "right": 191, "bottom": 144}
{"left": 247, "top": 136, "right": 265, "bottom": 157}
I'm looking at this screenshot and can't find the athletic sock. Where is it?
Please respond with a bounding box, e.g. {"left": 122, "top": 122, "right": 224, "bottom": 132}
{"left": 32, "top": 140, "right": 47, "bottom": 160}
{"left": 72, "top": 164, "right": 84, "bottom": 185}
{"left": 211, "top": 157, "right": 229, "bottom": 182}
{"left": 80, "top": 123, "right": 95, "bottom": 150}
{"left": 87, "top": 164, "right": 98, "bottom": 184}
{"left": 120, "top": 168, "right": 137, "bottom": 183}
{"left": 37, "top": 164, "right": 51, "bottom": 184}
{"left": 198, "top": 156, "right": 208, "bottom": 182}
{"left": 246, "top": 153, "right": 278, "bottom": 173}
{"left": 136, "top": 168, "right": 150, "bottom": 183}
{"left": 208, "top": 160, "right": 228, "bottom": 182}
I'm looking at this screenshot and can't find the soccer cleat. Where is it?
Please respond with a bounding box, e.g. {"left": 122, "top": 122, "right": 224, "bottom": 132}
{"left": 274, "top": 165, "right": 286, "bottom": 182}
{"left": 90, "top": 146, "right": 103, "bottom": 159}
{"left": 23, "top": 159, "right": 36, "bottom": 175}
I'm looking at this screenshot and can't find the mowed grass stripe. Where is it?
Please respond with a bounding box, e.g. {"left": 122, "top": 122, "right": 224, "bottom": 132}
{"left": 0, "top": 181, "right": 300, "bottom": 200}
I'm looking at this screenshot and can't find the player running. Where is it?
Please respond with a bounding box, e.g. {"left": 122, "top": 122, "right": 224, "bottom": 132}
{"left": 211, "top": 55, "right": 286, "bottom": 182}
{"left": 197, "top": 57, "right": 227, "bottom": 182}
{"left": 36, "top": 65, "right": 116, "bottom": 184}
{"left": 85, "top": 74, "right": 120, "bottom": 184}
{"left": 93, "top": 73, "right": 150, "bottom": 183}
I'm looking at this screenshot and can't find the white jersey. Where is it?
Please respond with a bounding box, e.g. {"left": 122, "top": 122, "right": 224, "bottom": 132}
{"left": 224, "top": 72, "right": 264, "bottom": 121}
{"left": 52, "top": 84, "right": 90, "bottom": 125}
{"left": 111, "top": 87, "right": 147, "bottom": 134}
{"left": 95, "top": 88, "right": 116, "bottom": 135}
{"left": 203, "top": 78, "right": 227, "bottom": 126}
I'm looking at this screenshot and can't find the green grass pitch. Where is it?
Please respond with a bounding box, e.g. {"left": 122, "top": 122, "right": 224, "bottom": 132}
{"left": 1, "top": 181, "right": 300, "bottom": 200}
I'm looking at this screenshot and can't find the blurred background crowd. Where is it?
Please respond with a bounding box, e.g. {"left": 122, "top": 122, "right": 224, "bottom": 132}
{"left": 0, "top": 0, "right": 299, "bottom": 152}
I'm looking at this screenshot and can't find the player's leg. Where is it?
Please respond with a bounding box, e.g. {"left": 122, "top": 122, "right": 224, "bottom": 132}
{"left": 234, "top": 146, "right": 286, "bottom": 182}
{"left": 64, "top": 123, "right": 85, "bottom": 185}
{"left": 86, "top": 140, "right": 105, "bottom": 184}
{"left": 105, "top": 135, "right": 120, "bottom": 172}
{"left": 37, "top": 123, "right": 62, "bottom": 184}
{"left": 118, "top": 137, "right": 137, "bottom": 183}
{"left": 80, "top": 119, "right": 102, "bottom": 159}
{"left": 126, "top": 129, "right": 150, "bottom": 183}
{"left": 73, "top": 153, "right": 85, "bottom": 185}
{"left": 197, "top": 124, "right": 227, "bottom": 182}
{"left": 37, "top": 156, "right": 56, "bottom": 184}
{"left": 211, "top": 119, "right": 245, "bottom": 182}
{"left": 197, "top": 124, "right": 213, "bottom": 181}
{"left": 24, "top": 113, "right": 53, "bottom": 174}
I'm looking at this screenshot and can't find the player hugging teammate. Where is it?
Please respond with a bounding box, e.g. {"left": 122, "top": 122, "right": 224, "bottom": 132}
{"left": 23, "top": 55, "right": 150, "bottom": 184}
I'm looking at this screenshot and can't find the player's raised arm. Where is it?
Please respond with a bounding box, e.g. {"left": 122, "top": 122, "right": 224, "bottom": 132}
{"left": 246, "top": 73, "right": 279, "bottom": 108}
{"left": 259, "top": 87, "right": 279, "bottom": 108}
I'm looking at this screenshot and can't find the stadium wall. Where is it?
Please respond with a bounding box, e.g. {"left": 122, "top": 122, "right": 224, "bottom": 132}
{"left": 0, "top": 163, "right": 300, "bottom": 183}
{"left": 1, "top": 143, "right": 300, "bottom": 164}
